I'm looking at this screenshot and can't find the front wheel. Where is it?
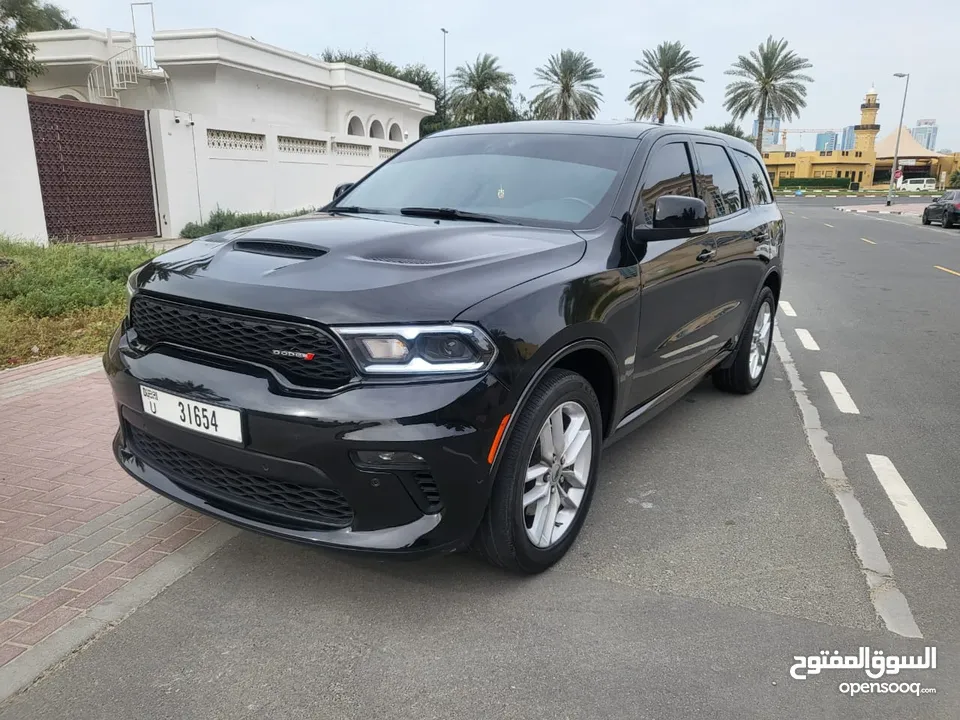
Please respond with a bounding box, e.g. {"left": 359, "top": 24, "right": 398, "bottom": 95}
{"left": 474, "top": 369, "right": 602, "bottom": 574}
{"left": 713, "top": 286, "right": 775, "bottom": 395}
{"left": 922, "top": 211, "right": 931, "bottom": 226}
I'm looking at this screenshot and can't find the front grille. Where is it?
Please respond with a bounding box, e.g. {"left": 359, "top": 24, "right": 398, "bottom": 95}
{"left": 130, "top": 295, "right": 354, "bottom": 388}
{"left": 127, "top": 425, "right": 354, "bottom": 528}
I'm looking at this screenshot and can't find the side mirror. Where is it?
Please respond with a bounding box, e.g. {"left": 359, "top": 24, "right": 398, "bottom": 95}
{"left": 653, "top": 196, "right": 709, "bottom": 231}
{"left": 332, "top": 182, "right": 354, "bottom": 201}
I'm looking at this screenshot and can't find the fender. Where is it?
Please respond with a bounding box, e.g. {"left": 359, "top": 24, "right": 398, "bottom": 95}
{"left": 487, "top": 337, "right": 619, "bottom": 477}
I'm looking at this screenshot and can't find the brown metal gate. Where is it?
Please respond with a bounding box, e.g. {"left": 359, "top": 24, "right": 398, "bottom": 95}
{"left": 27, "top": 96, "right": 157, "bottom": 241}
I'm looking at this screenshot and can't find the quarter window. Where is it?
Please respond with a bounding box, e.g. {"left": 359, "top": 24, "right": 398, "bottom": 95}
{"left": 695, "top": 143, "right": 744, "bottom": 218}
{"left": 635, "top": 142, "right": 697, "bottom": 225}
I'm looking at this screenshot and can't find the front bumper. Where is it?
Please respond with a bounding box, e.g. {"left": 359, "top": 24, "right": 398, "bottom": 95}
{"left": 105, "top": 330, "right": 512, "bottom": 555}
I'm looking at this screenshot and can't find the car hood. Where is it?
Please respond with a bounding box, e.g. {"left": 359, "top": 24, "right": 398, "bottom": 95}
{"left": 135, "top": 213, "right": 586, "bottom": 324}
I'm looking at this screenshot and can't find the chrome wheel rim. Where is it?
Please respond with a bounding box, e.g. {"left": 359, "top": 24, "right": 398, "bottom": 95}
{"left": 523, "top": 401, "right": 592, "bottom": 549}
{"left": 749, "top": 301, "right": 773, "bottom": 380}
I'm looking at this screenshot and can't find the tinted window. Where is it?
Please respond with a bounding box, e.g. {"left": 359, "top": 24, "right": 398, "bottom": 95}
{"left": 336, "top": 133, "right": 636, "bottom": 229}
{"left": 696, "top": 143, "right": 743, "bottom": 218}
{"left": 635, "top": 142, "right": 696, "bottom": 225}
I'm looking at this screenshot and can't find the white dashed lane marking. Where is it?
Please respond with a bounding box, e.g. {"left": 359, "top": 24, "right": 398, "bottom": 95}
{"left": 778, "top": 301, "right": 797, "bottom": 317}
{"left": 820, "top": 371, "right": 860, "bottom": 414}
{"left": 862, "top": 237, "right": 876, "bottom": 245}
{"left": 866, "top": 454, "right": 947, "bottom": 550}
{"left": 795, "top": 329, "right": 820, "bottom": 351}
{"left": 824, "top": 223, "right": 835, "bottom": 228}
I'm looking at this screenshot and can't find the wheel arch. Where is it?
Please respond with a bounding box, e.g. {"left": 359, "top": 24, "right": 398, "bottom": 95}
{"left": 488, "top": 338, "right": 619, "bottom": 477}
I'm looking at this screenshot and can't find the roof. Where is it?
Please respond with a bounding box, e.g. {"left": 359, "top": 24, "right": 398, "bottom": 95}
{"left": 435, "top": 120, "right": 658, "bottom": 139}
{"left": 875, "top": 126, "right": 944, "bottom": 159}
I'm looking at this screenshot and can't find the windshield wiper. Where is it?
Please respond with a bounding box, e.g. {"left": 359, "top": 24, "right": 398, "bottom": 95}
{"left": 399, "top": 207, "right": 509, "bottom": 224}
{"left": 328, "top": 206, "right": 388, "bottom": 215}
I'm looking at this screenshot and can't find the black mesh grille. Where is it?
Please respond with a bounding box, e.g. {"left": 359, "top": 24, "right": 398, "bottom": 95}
{"left": 128, "top": 425, "right": 354, "bottom": 528}
{"left": 130, "top": 295, "right": 354, "bottom": 388}
{"left": 415, "top": 472, "right": 442, "bottom": 512}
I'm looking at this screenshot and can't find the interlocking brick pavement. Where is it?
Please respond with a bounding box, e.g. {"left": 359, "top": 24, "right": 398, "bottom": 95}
{"left": 0, "top": 357, "right": 227, "bottom": 674}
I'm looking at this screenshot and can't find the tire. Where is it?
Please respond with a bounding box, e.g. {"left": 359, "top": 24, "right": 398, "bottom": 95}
{"left": 474, "top": 369, "right": 602, "bottom": 574}
{"left": 713, "top": 286, "right": 775, "bottom": 395}
{"left": 944, "top": 213, "right": 955, "bottom": 229}
{"left": 921, "top": 211, "right": 931, "bottom": 225}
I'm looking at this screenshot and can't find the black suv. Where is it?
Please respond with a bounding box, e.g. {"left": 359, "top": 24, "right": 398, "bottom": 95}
{"left": 107, "top": 121, "right": 784, "bottom": 573}
{"left": 922, "top": 190, "right": 960, "bottom": 228}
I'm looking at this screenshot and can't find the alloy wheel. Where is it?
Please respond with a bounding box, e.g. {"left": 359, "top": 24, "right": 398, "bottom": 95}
{"left": 748, "top": 301, "right": 773, "bottom": 380}
{"left": 522, "top": 401, "right": 593, "bottom": 549}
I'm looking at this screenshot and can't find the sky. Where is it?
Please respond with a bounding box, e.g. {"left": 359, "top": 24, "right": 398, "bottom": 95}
{"left": 64, "top": 0, "right": 959, "bottom": 151}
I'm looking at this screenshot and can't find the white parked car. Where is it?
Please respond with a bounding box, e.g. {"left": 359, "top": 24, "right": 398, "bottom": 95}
{"left": 899, "top": 177, "right": 938, "bottom": 192}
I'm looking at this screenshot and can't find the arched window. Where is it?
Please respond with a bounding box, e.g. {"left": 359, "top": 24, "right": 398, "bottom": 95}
{"left": 388, "top": 123, "right": 403, "bottom": 142}
{"left": 347, "top": 116, "right": 364, "bottom": 136}
{"left": 369, "top": 120, "right": 385, "bottom": 139}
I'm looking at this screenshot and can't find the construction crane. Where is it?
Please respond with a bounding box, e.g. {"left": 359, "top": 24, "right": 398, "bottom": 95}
{"left": 779, "top": 128, "right": 844, "bottom": 146}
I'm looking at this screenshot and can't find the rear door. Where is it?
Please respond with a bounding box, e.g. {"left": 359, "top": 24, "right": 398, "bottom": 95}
{"left": 693, "top": 141, "right": 779, "bottom": 347}
{"left": 628, "top": 136, "right": 722, "bottom": 408}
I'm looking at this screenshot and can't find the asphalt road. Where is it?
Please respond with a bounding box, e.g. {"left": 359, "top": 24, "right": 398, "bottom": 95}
{"left": 3, "top": 202, "right": 959, "bottom": 718}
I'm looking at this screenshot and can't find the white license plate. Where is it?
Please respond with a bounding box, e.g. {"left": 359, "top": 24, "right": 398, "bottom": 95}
{"left": 140, "top": 386, "right": 243, "bottom": 443}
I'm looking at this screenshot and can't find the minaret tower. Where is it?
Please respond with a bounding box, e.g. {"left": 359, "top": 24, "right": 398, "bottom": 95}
{"left": 855, "top": 85, "right": 880, "bottom": 152}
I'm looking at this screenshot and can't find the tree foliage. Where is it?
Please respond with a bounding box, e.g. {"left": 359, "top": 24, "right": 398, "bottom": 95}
{"left": 1, "top": 0, "right": 76, "bottom": 32}
{"left": 723, "top": 36, "right": 813, "bottom": 151}
{"left": 531, "top": 49, "right": 603, "bottom": 121}
{"left": 0, "top": 9, "right": 42, "bottom": 87}
{"left": 949, "top": 170, "right": 960, "bottom": 189}
{"left": 704, "top": 120, "right": 747, "bottom": 139}
{"left": 449, "top": 53, "right": 518, "bottom": 126}
{"left": 626, "top": 41, "right": 703, "bottom": 124}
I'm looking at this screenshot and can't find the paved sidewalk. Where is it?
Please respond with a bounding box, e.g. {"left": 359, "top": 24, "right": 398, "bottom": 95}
{"left": 834, "top": 202, "right": 927, "bottom": 216}
{"left": 0, "top": 357, "right": 234, "bottom": 701}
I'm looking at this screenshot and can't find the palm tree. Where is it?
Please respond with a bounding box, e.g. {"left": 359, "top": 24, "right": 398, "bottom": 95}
{"left": 449, "top": 53, "right": 515, "bottom": 126}
{"left": 704, "top": 120, "right": 747, "bottom": 139}
{"left": 530, "top": 50, "right": 604, "bottom": 120}
{"left": 626, "top": 41, "right": 703, "bottom": 124}
{"left": 723, "top": 36, "right": 813, "bottom": 152}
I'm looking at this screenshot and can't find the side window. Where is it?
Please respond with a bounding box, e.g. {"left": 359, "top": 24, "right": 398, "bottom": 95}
{"left": 733, "top": 149, "right": 773, "bottom": 206}
{"left": 695, "top": 143, "right": 744, "bottom": 218}
{"left": 635, "top": 142, "right": 696, "bottom": 225}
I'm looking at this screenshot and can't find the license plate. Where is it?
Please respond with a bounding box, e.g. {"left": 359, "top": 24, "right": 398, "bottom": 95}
{"left": 140, "top": 386, "right": 243, "bottom": 443}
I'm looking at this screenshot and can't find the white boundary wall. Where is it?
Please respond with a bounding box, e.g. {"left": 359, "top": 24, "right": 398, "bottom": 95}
{"left": 148, "top": 109, "right": 403, "bottom": 237}
{"left": 0, "top": 88, "right": 49, "bottom": 246}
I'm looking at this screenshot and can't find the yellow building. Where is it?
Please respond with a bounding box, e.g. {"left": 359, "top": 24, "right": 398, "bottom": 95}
{"left": 762, "top": 87, "right": 880, "bottom": 188}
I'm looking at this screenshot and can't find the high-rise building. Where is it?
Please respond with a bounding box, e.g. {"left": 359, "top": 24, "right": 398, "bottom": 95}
{"left": 910, "top": 120, "right": 938, "bottom": 151}
{"left": 840, "top": 126, "right": 856, "bottom": 150}
{"left": 815, "top": 132, "right": 838, "bottom": 151}
{"left": 752, "top": 114, "right": 781, "bottom": 148}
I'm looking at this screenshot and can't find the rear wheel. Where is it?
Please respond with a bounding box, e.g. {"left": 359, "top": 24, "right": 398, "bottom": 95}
{"left": 475, "top": 369, "right": 602, "bottom": 574}
{"left": 713, "top": 286, "right": 775, "bottom": 395}
{"left": 944, "top": 212, "right": 955, "bottom": 229}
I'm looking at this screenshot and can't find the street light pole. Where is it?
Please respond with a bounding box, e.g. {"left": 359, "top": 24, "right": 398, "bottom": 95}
{"left": 886, "top": 72, "right": 910, "bottom": 207}
{"left": 441, "top": 28, "right": 449, "bottom": 130}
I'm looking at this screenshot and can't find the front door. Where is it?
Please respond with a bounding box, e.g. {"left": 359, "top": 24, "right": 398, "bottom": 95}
{"left": 628, "top": 137, "right": 722, "bottom": 409}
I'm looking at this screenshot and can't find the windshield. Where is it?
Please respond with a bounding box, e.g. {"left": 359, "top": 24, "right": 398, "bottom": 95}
{"left": 333, "top": 132, "right": 636, "bottom": 228}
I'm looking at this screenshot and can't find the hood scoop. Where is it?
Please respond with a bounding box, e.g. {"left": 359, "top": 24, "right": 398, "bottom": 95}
{"left": 234, "top": 240, "right": 327, "bottom": 260}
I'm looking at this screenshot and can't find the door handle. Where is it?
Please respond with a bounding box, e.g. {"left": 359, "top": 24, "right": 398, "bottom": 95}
{"left": 696, "top": 247, "right": 716, "bottom": 262}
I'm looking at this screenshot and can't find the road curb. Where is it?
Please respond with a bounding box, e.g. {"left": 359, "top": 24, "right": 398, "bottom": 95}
{"left": 0, "top": 523, "right": 238, "bottom": 705}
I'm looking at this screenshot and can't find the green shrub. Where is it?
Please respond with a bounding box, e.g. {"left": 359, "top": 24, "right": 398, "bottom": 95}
{"left": 0, "top": 238, "right": 154, "bottom": 318}
{"left": 180, "top": 207, "right": 315, "bottom": 239}
{"left": 778, "top": 177, "right": 852, "bottom": 189}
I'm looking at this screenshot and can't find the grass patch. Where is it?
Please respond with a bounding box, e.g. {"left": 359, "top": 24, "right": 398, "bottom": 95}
{"left": 180, "top": 207, "right": 315, "bottom": 239}
{"left": 0, "top": 238, "right": 155, "bottom": 367}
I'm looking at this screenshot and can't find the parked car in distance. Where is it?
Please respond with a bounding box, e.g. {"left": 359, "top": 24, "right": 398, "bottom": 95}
{"left": 107, "top": 121, "right": 785, "bottom": 574}
{"left": 922, "top": 190, "right": 960, "bottom": 228}
{"left": 900, "top": 177, "right": 938, "bottom": 192}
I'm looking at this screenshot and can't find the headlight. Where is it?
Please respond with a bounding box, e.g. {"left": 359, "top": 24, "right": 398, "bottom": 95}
{"left": 126, "top": 265, "right": 145, "bottom": 298}
{"left": 333, "top": 324, "right": 497, "bottom": 375}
